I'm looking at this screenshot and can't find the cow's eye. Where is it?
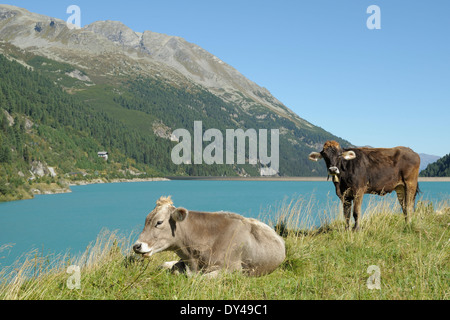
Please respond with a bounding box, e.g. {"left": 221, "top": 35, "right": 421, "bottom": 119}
{"left": 155, "top": 220, "right": 163, "bottom": 227}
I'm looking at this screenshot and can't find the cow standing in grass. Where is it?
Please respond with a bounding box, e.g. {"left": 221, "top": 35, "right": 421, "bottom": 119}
{"left": 309, "top": 141, "right": 420, "bottom": 230}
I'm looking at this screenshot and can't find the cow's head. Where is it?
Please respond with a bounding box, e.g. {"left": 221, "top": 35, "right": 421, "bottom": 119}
{"left": 133, "top": 196, "right": 188, "bottom": 257}
{"left": 308, "top": 141, "right": 356, "bottom": 177}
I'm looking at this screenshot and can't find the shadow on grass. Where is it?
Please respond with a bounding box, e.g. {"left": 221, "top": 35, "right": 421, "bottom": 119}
{"left": 274, "top": 219, "right": 335, "bottom": 238}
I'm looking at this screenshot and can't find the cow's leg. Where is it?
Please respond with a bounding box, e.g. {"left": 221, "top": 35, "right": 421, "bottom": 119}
{"left": 395, "top": 185, "right": 407, "bottom": 216}
{"left": 184, "top": 258, "right": 200, "bottom": 275}
{"left": 352, "top": 192, "right": 364, "bottom": 231}
{"left": 404, "top": 181, "right": 418, "bottom": 223}
{"left": 343, "top": 197, "right": 352, "bottom": 230}
{"left": 160, "top": 260, "right": 187, "bottom": 275}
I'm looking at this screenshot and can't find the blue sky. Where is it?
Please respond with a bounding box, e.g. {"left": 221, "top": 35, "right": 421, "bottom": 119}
{"left": 8, "top": 0, "right": 450, "bottom": 156}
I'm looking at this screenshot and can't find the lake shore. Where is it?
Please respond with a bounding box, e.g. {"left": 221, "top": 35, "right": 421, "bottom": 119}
{"left": 167, "top": 176, "right": 450, "bottom": 182}
{"left": 14, "top": 175, "right": 450, "bottom": 201}
{"left": 68, "top": 177, "right": 170, "bottom": 186}
{"left": 167, "top": 176, "right": 328, "bottom": 181}
{"left": 417, "top": 177, "right": 450, "bottom": 182}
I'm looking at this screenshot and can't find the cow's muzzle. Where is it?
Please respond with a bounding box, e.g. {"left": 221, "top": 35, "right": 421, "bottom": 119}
{"left": 133, "top": 242, "right": 153, "bottom": 256}
{"left": 328, "top": 166, "right": 340, "bottom": 175}
{"left": 133, "top": 243, "right": 143, "bottom": 253}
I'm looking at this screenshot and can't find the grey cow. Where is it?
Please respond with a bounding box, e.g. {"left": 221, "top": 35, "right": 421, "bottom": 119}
{"left": 133, "top": 196, "right": 285, "bottom": 277}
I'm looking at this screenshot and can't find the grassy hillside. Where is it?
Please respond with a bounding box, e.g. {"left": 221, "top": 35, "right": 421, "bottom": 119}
{"left": 1, "top": 197, "right": 448, "bottom": 300}
{"left": 421, "top": 153, "right": 450, "bottom": 177}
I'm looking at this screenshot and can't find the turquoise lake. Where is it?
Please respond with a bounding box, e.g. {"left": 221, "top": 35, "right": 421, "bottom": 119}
{"left": 0, "top": 180, "right": 449, "bottom": 269}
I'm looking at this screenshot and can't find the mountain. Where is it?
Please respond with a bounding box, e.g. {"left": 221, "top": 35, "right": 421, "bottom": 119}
{"left": 0, "top": 5, "right": 304, "bottom": 121}
{"left": 420, "top": 153, "right": 450, "bottom": 177}
{"left": 418, "top": 153, "right": 441, "bottom": 172}
{"left": 0, "top": 4, "right": 352, "bottom": 200}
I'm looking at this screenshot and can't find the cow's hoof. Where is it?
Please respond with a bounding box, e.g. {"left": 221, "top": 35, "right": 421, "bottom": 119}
{"left": 159, "top": 260, "right": 188, "bottom": 275}
{"left": 160, "top": 261, "right": 179, "bottom": 270}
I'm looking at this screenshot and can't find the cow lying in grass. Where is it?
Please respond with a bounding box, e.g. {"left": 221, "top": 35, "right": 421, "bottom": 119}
{"left": 133, "top": 196, "right": 286, "bottom": 277}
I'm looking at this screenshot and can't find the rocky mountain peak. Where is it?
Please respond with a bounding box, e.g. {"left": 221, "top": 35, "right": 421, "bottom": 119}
{"left": 84, "top": 20, "right": 141, "bottom": 49}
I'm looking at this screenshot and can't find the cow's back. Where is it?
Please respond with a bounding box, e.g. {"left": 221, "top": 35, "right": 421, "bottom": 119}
{"left": 180, "top": 211, "right": 285, "bottom": 276}
{"left": 344, "top": 146, "right": 420, "bottom": 194}
{"left": 241, "top": 218, "right": 286, "bottom": 276}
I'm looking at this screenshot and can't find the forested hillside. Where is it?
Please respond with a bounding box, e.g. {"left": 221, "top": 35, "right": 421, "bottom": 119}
{"left": 420, "top": 153, "right": 450, "bottom": 177}
{"left": 1, "top": 53, "right": 262, "bottom": 201}
{"left": 0, "top": 54, "right": 171, "bottom": 200}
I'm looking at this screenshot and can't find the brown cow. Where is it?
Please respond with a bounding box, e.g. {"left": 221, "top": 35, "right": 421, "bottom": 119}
{"left": 133, "top": 196, "right": 286, "bottom": 277}
{"left": 309, "top": 141, "right": 420, "bottom": 230}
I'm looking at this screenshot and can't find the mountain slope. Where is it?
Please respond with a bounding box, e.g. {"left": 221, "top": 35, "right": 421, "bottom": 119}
{"left": 0, "top": 5, "right": 297, "bottom": 118}
{"left": 420, "top": 153, "right": 450, "bottom": 177}
{"left": 419, "top": 153, "right": 441, "bottom": 172}
{"left": 0, "top": 4, "right": 352, "bottom": 181}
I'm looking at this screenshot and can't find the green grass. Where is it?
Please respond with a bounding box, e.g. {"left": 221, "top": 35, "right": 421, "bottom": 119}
{"left": 0, "top": 197, "right": 448, "bottom": 300}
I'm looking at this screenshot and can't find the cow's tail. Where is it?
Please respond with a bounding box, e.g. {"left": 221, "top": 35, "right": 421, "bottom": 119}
{"left": 415, "top": 181, "right": 421, "bottom": 198}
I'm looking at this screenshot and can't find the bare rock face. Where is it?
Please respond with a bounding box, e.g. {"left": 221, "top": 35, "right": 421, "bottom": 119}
{"left": 2, "top": 109, "right": 14, "bottom": 126}
{"left": 31, "top": 161, "right": 49, "bottom": 177}
{"left": 84, "top": 20, "right": 141, "bottom": 49}
{"left": 0, "top": 7, "right": 16, "bottom": 21}
{"left": 65, "top": 69, "right": 91, "bottom": 82}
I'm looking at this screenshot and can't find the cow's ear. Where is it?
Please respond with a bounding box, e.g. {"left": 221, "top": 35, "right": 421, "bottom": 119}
{"left": 172, "top": 207, "right": 189, "bottom": 222}
{"left": 309, "top": 152, "right": 323, "bottom": 162}
{"left": 342, "top": 150, "right": 356, "bottom": 160}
